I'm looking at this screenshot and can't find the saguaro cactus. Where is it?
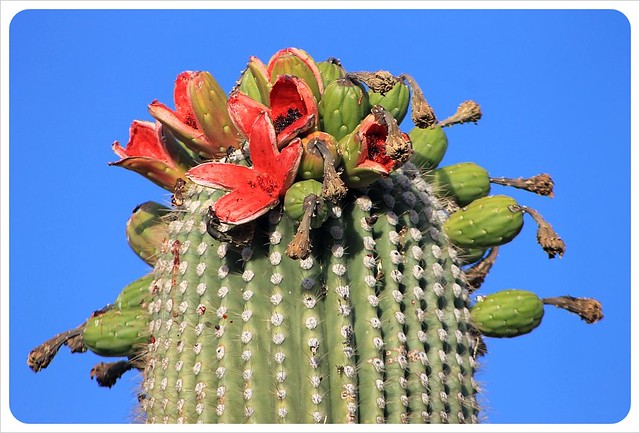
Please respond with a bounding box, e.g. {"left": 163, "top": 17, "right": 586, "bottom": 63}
{"left": 28, "top": 47, "right": 602, "bottom": 424}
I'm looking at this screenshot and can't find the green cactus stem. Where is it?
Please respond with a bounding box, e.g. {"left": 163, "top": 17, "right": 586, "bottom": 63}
{"left": 137, "top": 169, "right": 481, "bottom": 423}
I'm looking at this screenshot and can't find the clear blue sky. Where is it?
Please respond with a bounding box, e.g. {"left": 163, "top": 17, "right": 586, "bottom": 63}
{"left": 5, "top": 7, "right": 634, "bottom": 426}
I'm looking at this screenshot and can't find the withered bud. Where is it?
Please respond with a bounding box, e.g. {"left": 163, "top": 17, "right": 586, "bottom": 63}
{"left": 90, "top": 360, "right": 135, "bottom": 388}
{"left": 314, "top": 140, "right": 347, "bottom": 202}
{"left": 286, "top": 194, "right": 321, "bottom": 260}
{"left": 542, "top": 296, "right": 604, "bottom": 324}
{"left": 438, "top": 100, "right": 483, "bottom": 128}
{"left": 65, "top": 334, "right": 87, "bottom": 354}
{"left": 522, "top": 207, "right": 566, "bottom": 258}
{"left": 464, "top": 247, "right": 499, "bottom": 291}
{"left": 490, "top": 173, "right": 555, "bottom": 198}
{"left": 400, "top": 73, "right": 437, "bottom": 128}
{"left": 347, "top": 70, "right": 398, "bottom": 95}
{"left": 372, "top": 105, "right": 413, "bottom": 166}
{"left": 27, "top": 325, "right": 86, "bottom": 372}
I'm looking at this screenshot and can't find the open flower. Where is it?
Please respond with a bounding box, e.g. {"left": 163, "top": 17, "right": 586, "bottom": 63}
{"left": 228, "top": 74, "right": 318, "bottom": 148}
{"left": 148, "top": 71, "right": 242, "bottom": 159}
{"left": 109, "top": 120, "right": 186, "bottom": 190}
{"left": 186, "top": 112, "right": 303, "bottom": 225}
{"left": 338, "top": 106, "right": 413, "bottom": 188}
{"left": 267, "top": 47, "right": 324, "bottom": 102}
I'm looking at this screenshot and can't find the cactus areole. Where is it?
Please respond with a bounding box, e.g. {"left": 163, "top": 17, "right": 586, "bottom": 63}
{"left": 28, "top": 47, "right": 603, "bottom": 424}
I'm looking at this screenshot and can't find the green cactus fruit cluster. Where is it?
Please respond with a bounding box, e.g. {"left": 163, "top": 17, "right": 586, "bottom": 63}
{"left": 317, "top": 58, "right": 346, "bottom": 87}
{"left": 444, "top": 195, "right": 524, "bottom": 248}
{"left": 367, "top": 79, "right": 411, "bottom": 124}
{"left": 28, "top": 47, "right": 603, "bottom": 425}
{"left": 408, "top": 125, "right": 449, "bottom": 170}
{"left": 283, "top": 179, "right": 329, "bottom": 227}
{"left": 83, "top": 274, "right": 154, "bottom": 357}
{"left": 83, "top": 309, "right": 150, "bottom": 358}
{"left": 431, "top": 162, "right": 491, "bottom": 207}
{"left": 318, "top": 77, "right": 371, "bottom": 142}
{"left": 126, "top": 202, "right": 171, "bottom": 266}
{"left": 469, "top": 290, "right": 545, "bottom": 338}
{"left": 457, "top": 247, "right": 489, "bottom": 266}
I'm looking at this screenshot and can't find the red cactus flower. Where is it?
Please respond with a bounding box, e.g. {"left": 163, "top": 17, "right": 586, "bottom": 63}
{"left": 228, "top": 74, "right": 318, "bottom": 148}
{"left": 109, "top": 120, "right": 186, "bottom": 191}
{"left": 149, "top": 71, "right": 242, "bottom": 159}
{"left": 338, "top": 106, "right": 413, "bottom": 188}
{"left": 186, "top": 112, "right": 303, "bottom": 225}
{"left": 267, "top": 47, "right": 324, "bottom": 102}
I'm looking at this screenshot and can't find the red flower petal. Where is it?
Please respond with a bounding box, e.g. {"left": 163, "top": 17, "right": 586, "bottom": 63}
{"left": 148, "top": 100, "right": 211, "bottom": 150}
{"left": 109, "top": 121, "right": 184, "bottom": 190}
{"left": 173, "top": 71, "right": 199, "bottom": 129}
{"left": 211, "top": 186, "right": 276, "bottom": 225}
{"left": 185, "top": 162, "right": 256, "bottom": 191}
{"left": 112, "top": 121, "right": 173, "bottom": 164}
{"left": 270, "top": 75, "right": 317, "bottom": 146}
{"left": 186, "top": 112, "right": 301, "bottom": 225}
{"left": 267, "top": 47, "right": 324, "bottom": 100}
{"left": 227, "top": 91, "right": 269, "bottom": 140}
{"left": 247, "top": 112, "right": 280, "bottom": 172}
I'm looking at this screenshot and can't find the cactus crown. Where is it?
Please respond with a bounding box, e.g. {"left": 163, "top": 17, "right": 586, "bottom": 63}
{"left": 28, "top": 47, "right": 602, "bottom": 424}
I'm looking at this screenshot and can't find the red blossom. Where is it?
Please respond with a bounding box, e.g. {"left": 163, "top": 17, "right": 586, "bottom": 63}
{"left": 149, "top": 71, "right": 241, "bottom": 159}
{"left": 186, "top": 112, "right": 302, "bottom": 225}
{"left": 228, "top": 75, "right": 318, "bottom": 148}
{"left": 110, "top": 120, "right": 186, "bottom": 190}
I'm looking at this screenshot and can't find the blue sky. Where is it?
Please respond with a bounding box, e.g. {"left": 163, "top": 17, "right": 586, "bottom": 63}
{"left": 4, "top": 6, "right": 636, "bottom": 428}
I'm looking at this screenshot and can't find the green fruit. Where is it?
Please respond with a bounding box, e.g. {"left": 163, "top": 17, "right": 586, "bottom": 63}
{"left": 368, "top": 80, "right": 410, "bottom": 124}
{"left": 319, "top": 77, "right": 371, "bottom": 142}
{"left": 283, "top": 179, "right": 329, "bottom": 228}
{"left": 432, "top": 162, "right": 491, "bottom": 206}
{"left": 125, "top": 201, "right": 171, "bottom": 266}
{"left": 113, "top": 274, "right": 154, "bottom": 311}
{"left": 408, "top": 125, "right": 448, "bottom": 170}
{"left": 444, "top": 195, "right": 524, "bottom": 248}
{"left": 83, "top": 309, "right": 150, "bottom": 357}
{"left": 298, "top": 131, "right": 340, "bottom": 180}
{"left": 317, "top": 58, "right": 346, "bottom": 88}
{"left": 470, "top": 289, "right": 545, "bottom": 337}
{"left": 457, "top": 247, "right": 488, "bottom": 266}
{"left": 236, "top": 58, "right": 271, "bottom": 106}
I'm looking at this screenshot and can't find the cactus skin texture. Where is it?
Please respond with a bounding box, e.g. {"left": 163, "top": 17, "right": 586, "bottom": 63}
{"left": 28, "top": 47, "right": 603, "bottom": 425}
{"left": 142, "top": 169, "right": 480, "bottom": 424}
{"left": 470, "top": 290, "right": 544, "bottom": 338}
